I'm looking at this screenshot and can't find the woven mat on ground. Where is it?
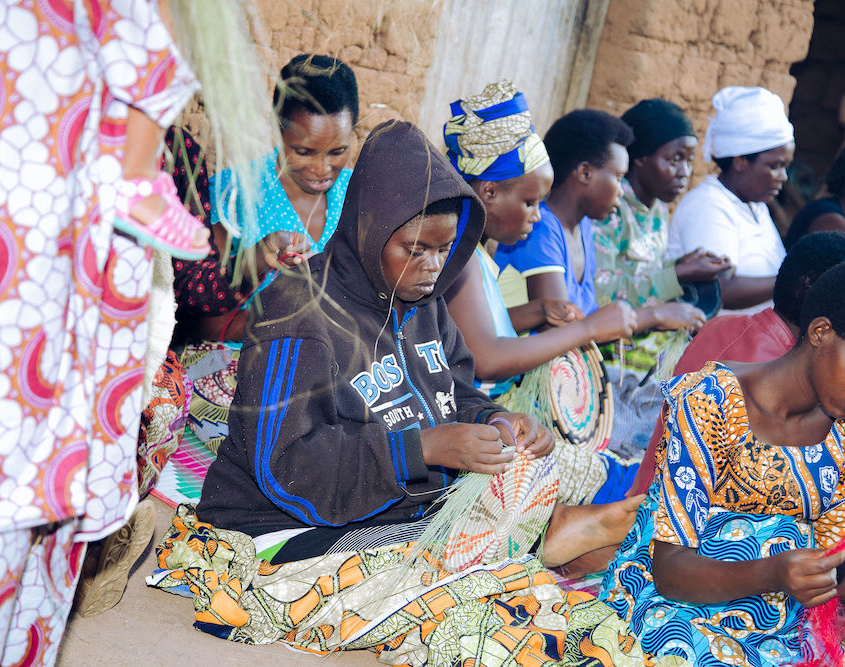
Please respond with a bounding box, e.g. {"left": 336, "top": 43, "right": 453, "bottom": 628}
{"left": 150, "top": 342, "right": 238, "bottom": 506}
{"left": 146, "top": 505, "right": 647, "bottom": 666}
{"left": 150, "top": 427, "right": 215, "bottom": 507}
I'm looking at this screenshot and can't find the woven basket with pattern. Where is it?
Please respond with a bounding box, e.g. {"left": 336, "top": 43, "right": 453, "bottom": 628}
{"left": 548, "top": 342, "right": 613, "bottom": 452}
{"left": 441, "top": 449, "right": 559, "bottom": 572}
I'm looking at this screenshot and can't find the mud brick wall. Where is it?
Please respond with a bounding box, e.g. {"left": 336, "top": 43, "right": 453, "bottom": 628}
{"left": 586, "top": 0, "right": 815, "bottom": 184}
{"left": 176, "top": 0, "right": 443, "bottom": 167}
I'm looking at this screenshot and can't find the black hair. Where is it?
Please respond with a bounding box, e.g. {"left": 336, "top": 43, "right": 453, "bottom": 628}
{"left": 825, "top": 146, "right": 845, "bottom": 199}
{"left": 273, "top": 54, "right": 359, "bottom": 128}
{"left": 407, "top": 197, "right": 464, "bottom": 222}
{"left": 774, "top": 231, "right": 845, "bottom": 326}
{"left": 544, "top": 110, "right": 634, "bottom": 188}
{"left": 798, "top": 259, "right": 845, "bottom": 340}
{"left": 713, "top": 151, "right": 760, "bottom": 173}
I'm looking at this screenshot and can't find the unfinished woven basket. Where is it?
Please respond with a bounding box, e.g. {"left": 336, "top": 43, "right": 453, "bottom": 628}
{"left": 548, "top": 342, "right": 613, "bottom": 452}
{"left": 440, "top": 449, "right": 559, "bottom": 572}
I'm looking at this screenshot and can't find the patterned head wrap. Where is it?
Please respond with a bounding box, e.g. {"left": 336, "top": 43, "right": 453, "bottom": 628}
{"left": 703, "top": 86, "right": 794, "bottom": 162}
{"left": 444, "top": 79, "right": 550, "bottom": 182}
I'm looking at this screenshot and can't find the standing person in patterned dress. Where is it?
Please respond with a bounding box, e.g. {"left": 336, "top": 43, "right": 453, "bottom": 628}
{"left": 0, "top": 1, "right": 197, "bottom": 663}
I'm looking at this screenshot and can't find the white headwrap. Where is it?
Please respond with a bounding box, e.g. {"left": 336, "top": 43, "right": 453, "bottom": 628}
{"left": 702, "top": 86, "right": 794, "bottom": 162}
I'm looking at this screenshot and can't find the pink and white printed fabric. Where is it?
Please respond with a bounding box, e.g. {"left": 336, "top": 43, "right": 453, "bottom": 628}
{"left": 0, "top": 0, "right": 197, "bottom": 542}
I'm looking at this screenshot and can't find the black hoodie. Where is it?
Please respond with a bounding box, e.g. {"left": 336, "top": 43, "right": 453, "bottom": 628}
{"left": 197, "top": 121, "right": 499, "bottom": 541}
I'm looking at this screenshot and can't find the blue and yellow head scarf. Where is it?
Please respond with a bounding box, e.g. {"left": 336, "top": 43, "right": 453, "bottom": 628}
{"left": 444, "top": 80, "right": 550, "bottom": 182}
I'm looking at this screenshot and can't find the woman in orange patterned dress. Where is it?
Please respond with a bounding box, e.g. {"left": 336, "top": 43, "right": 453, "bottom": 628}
{"left": 0, "top": 2, "right": 197, "bottom": 663}
{"left": 587, "top": 260, "right": 845, "bottom": 665}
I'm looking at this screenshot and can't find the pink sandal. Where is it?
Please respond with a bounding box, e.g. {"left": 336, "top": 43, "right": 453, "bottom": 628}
{"left": 114, "top": 172, "right": 210, "bottom": 260}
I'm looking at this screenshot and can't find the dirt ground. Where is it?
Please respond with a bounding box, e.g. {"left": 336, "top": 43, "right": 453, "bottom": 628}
{"left": 57, "top": 498, "right": 379, "bottom": 666}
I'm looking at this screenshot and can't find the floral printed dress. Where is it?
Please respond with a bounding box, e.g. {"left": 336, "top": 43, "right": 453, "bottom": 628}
{"left": 592, "top": 178, "right": 683, "bottom": 308}
{"left": 0, "top": 1, "right": 196, "bottom": 664}
{"left": 597, "top": 362, "right": 845, "bottom": 666}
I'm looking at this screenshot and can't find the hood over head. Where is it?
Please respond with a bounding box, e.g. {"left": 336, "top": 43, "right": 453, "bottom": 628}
{"left": 323, "top": 120, "right": 485, "bottom": 309}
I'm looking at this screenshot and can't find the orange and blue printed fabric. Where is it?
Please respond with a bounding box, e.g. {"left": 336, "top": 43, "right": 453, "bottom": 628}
{"left": 148, "top": 505, "right": 647, "bottom": 666}
{"left": 137, "top": 350, "right": 192, "bottom": 499}
{"left": 597, "top": 362, "right": 845, "bottom": 666}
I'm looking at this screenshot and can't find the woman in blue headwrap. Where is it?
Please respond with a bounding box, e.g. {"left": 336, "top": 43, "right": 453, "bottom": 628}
{"left": 443, "top": 81, "right": 638, "bottom": 401}
{"left": 444, "top": 81, "right": 641, "bottom": 504}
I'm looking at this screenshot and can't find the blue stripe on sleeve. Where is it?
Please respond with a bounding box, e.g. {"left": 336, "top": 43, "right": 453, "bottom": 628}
{"left": 388, "top": 432, "right": 402, "bottom": 486}
{"left": 255, "top": 338, "right": 402, "bottom": 526}
{"left": 387, "top": 431, "right": 410, "bottom": 484}
{"left": 254, "top": 338, "right": 280, "bottom": 492}
{"left": 396, "top": 431, "right": 410, "bottom": 481}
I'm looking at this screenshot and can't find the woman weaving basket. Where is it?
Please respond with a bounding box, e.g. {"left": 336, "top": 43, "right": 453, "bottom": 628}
{"left": 444, "top": 82, "right": 639, "bottom": 497}
{"left": 151, "top": 120, "right": 645, "bottom": 664}
{"left": 491, "top": 109, "right": 709, "bottom": 464}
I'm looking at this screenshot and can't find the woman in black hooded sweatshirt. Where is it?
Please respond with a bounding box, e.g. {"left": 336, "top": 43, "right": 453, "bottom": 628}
{"left": 183, "top": 120, "right": 642, "bottom": 660}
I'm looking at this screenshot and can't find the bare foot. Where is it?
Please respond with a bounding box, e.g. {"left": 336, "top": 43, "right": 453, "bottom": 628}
{"left": 541, "top": 494, "right": 645, "bottom": 568}
{"left": 557, "top": 544, "right": 619, "bottom": 579}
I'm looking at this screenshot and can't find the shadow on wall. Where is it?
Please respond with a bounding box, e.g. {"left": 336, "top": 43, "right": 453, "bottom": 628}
{"left": 789, "top": 0, "right": 845, "bottom": 200}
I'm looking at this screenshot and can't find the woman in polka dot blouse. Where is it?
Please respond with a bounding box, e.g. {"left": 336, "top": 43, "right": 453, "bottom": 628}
{"left": 210, "top": 53, "right": 359, "bottom": 277}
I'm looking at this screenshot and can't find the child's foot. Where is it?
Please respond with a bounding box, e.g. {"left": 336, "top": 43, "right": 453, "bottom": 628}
{"left": 541, "top": 494, "right": 644, "bottom": 568}
{"left": 115, "top": 172, "right": 210, "bottom": 260}
{"left": 128, "top": 189, "right": 209, "bottom": 253}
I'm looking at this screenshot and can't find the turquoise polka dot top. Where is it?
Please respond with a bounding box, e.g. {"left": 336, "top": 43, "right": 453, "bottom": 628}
{"left": 209, "top": 147, "right": 352, "bottom": 252}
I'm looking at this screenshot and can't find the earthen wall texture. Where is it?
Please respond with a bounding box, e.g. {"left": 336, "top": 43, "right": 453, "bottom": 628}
{"left": 177, "top": 0, "right": 442, "bottom": 164}
{"left": 586, "top": 0, "right": 815, "bottom": 184}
